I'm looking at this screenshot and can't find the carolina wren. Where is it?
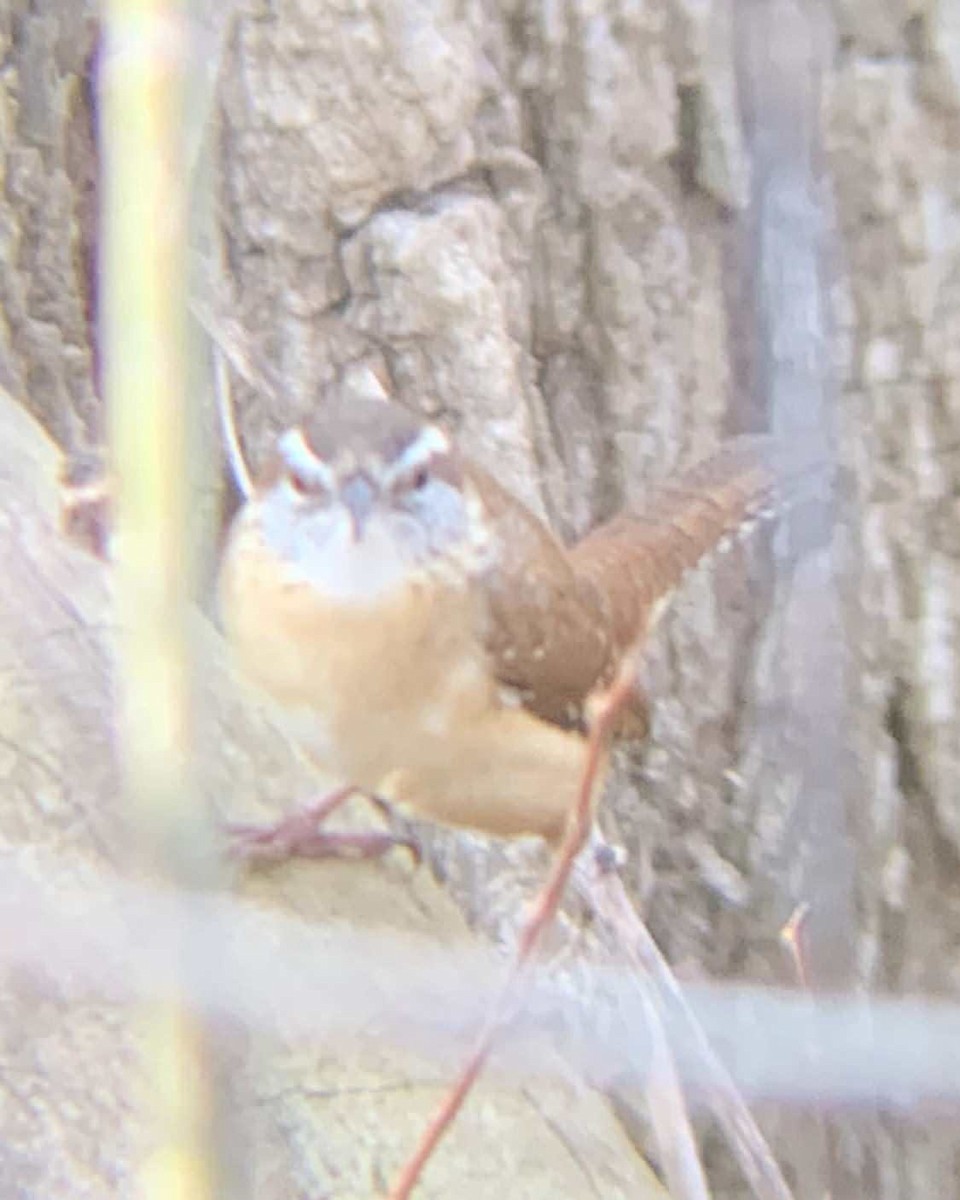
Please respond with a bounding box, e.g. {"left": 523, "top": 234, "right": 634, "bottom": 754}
{"left": 219, "top": 375, "right": 806, "bottom": 851}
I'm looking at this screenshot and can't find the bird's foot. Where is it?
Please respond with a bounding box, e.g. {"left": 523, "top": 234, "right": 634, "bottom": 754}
{"left": 226, "top": 786, "right": 420, "bottom": 865}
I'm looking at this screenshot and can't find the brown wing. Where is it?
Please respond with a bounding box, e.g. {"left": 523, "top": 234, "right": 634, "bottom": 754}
{"left": 468, "top": 465, "right": 613, "bottom": 729}
{"left": 474, "top": 435, "right": 822, "bottom": 731}
{"left": 569, "top": 434, "right": 819, "bottom": 657}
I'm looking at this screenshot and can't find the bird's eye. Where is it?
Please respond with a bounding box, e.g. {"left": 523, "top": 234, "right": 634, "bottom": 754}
{"left": 411, "top": 467, "right": 430, "bottom": 491}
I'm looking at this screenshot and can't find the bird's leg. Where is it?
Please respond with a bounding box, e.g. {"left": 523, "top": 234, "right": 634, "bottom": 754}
{"left": 226, "top": 786, "right": 419, "bottom": 863}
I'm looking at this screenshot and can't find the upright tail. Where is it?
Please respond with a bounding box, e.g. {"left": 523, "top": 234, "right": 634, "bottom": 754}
{"left": 569, "top": 434, "right": 827, "bottom": 656}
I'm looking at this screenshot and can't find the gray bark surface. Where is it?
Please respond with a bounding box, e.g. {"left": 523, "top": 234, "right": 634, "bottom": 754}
{"left": 2, "top": 0, "right": 959, "bottom": 1197}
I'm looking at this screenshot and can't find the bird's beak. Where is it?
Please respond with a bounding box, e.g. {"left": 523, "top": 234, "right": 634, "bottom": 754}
{"left": 340, "top": 473, "right": 377, "bottom": 539}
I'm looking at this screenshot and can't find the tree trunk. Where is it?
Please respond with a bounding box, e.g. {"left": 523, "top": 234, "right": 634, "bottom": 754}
{"left": 1, "top": 1, "right": 958, "bottom": 1197}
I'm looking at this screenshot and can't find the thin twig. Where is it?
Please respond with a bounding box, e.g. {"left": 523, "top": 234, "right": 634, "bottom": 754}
{"left": 212, "top": 345, "right": 253, "bottom": 500}
{"left": 636, "top": 978, "right": 711, "bottom": 1200}
{"left": 780, "top": 902, "right": 838, "bottom": 1195}
{"left": 388, "top": 645, "right": 704, "bottom": 1199}
{"left": 780, "top": 903, "right": 812, "bottom": 990}
{"left": 189, "top": 297, "right": 286, "bottom": 407}
{"left": 574, "top": 857, "right": 794, "bottom": 1200}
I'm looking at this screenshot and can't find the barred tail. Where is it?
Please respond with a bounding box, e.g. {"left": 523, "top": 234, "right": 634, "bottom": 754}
{"left": 569, "top": 434, "right": 826, "bottom": 652}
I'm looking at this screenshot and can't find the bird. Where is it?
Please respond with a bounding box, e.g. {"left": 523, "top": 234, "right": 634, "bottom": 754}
{"left": 218, "top": 371, "right": 814, "bottom": 860}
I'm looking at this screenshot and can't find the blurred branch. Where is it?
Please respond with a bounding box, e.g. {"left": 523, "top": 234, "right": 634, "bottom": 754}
{"left": 99, "top": 4, "right": 217, "bottom": 1198}
{"left": 0, "top": 849, "right": 959, "bottom": 1111}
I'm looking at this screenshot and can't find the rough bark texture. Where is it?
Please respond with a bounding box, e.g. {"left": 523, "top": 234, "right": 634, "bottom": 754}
{"left": 1, "top": 0, "right": 959, "bottom": 1197}
{"left": 0, "top": 3, "right": 99, "bottom": 449}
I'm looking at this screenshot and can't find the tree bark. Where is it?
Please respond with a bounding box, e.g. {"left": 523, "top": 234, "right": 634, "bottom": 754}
{"left": 1, "top": 1, "right": 958, "bottom": 1197}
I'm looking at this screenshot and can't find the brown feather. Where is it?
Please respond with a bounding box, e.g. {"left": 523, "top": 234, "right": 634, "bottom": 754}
{"left": 477, "top": 435, "right": 821, "bottom": 731}
{"left": 468, "top": 466, "right": 613, "bottom": 729}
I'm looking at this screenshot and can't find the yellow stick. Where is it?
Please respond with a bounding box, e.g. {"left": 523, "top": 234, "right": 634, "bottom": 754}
{"left": 100, "top": 5, "right": 215, "bottom": 1198}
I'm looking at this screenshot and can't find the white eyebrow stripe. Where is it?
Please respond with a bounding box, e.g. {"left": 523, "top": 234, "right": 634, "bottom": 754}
{"left": 383, "top": 425, "right": 451, "bottom": 483}
{"left": 278, "top": 428, "right": 336, "bottom": 490}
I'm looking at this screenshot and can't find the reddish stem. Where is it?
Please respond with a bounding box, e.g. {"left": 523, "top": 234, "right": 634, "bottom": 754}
{"left": 387, "top": 649, "right": 641, "bottom": 1199}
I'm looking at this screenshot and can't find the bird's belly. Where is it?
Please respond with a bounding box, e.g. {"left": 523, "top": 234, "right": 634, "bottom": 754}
{"left": 220, "top": 538, "right": 492, "bottom": 791}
